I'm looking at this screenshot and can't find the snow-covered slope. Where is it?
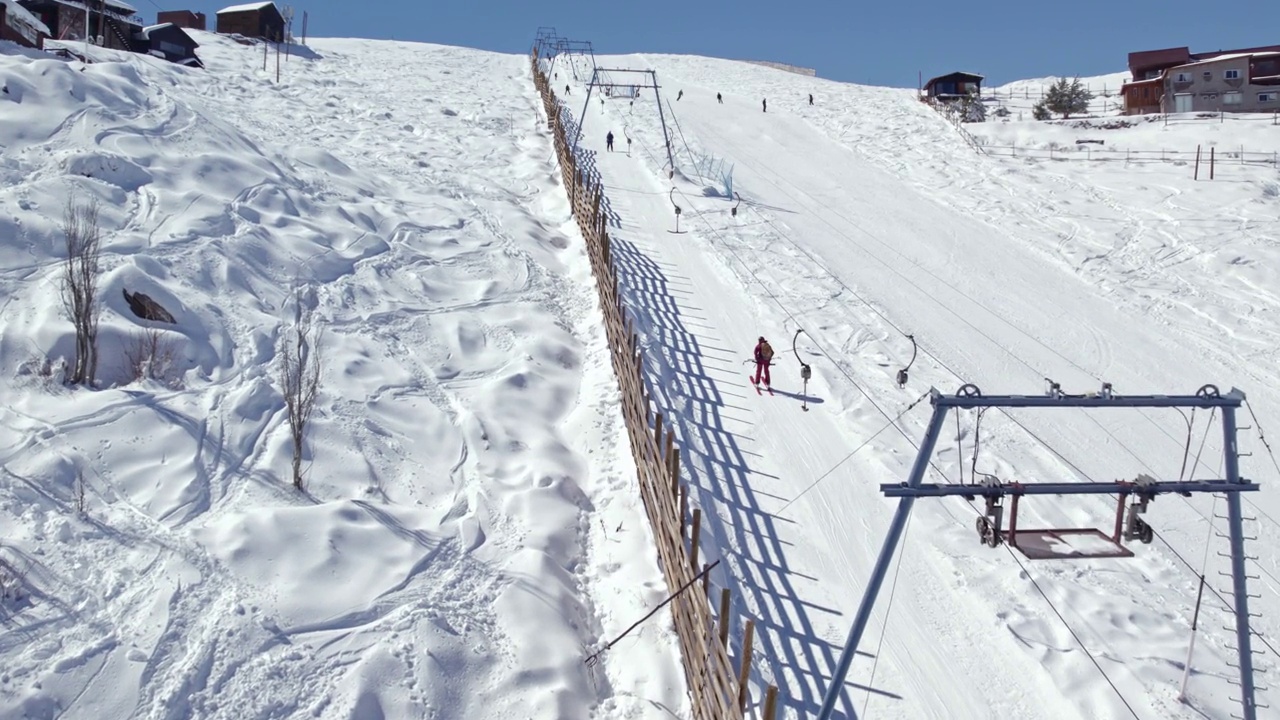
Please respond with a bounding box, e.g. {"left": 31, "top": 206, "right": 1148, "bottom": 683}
{"left": 559, "top": 53, "right": 1280, "bottom": 719}
{"left": 4, "top": 30, "right": 1279, "bottom": 720}
{"left": 0, "top": 34, "right": 683, "bottom": 719}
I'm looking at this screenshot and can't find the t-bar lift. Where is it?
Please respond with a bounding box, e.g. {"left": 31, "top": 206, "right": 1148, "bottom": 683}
{"left": 816, "top": 382, "right": 1262, "bottom": 720}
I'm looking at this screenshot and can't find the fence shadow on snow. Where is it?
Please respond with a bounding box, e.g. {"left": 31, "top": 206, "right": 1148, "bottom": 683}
{"left": 532, "top": 48, "right": 897, "bottom": 719}
{"left": 607, "top": 231, "right": 889, "bottom": 717}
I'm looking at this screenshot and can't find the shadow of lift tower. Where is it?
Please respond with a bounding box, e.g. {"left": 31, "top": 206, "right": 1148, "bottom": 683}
{"left": 816, "top": 382, "right": 1263, "bottom": 720}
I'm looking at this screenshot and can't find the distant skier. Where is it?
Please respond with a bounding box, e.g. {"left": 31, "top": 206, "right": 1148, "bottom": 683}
{"left": 677, "top": 89, "right": 684, "bottom": 101}
{"left": 762, "top": 98, "right": 767, "bottom": 113}
{"left": 626, "top": 136, "right": 632, "bottom": 153}
{"left": 565, "top": 84, "right": 571, "bottom": 95}
{"left": 752, "top": 336, "right": 774, "bottom": 388}
{"left": 717, "top": 92, "right": 723, "bottom": 104}
{"left": 606, "top": 131, "right": 614, "bottom": 151}
{"left": 809, "top": 93, "right": 814, "bottom": 105}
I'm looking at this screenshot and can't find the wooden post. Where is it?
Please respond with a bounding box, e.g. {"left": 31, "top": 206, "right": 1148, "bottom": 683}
{"left": 1195, "top": 144, "right": 1201, "bottom": 180}
{"left": 670, "top": 449, "right": 681, "bottom": 496}
{"left": 690, "top": 509, "right": 702, "bottom": 570}
{"left": 737, "top": 620, "right": 756, "bottom": 711}
{"left": 664, "top": 430, "right": 675, "bottom": 481}
{"left": 718, "top": 588, "right": 731, "bottom": 646}
{"left": 679, "top": 483, "right": 688, "bottom": 535}
{"left": 654, "top": 412, "right": 664, "bottom": 456}
{"left": 702, "top": 562, "right": 711, "bottom": 595}
{"left": 1211, "top": 146, "right": 1215, "bottom": 180}
{"left": 275, "top": 40, "right": 281, "bottom": 83}
{"left": 763, "top": 686, "right": 779, "bottom": 720}
{"left": 263, "top": 37, "right": 268, "bottom": 71}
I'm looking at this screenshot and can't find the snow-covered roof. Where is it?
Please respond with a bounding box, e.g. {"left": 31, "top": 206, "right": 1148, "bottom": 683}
{"left": 139, "top": 22, "right": 170, "bottom": 39}
{"left": 137, "top": 22, "right": 198, "bottom": 47}
{"left": 0, "top": 0, "right": 52, "bottom": 39}
{"left": 1177, "top": 51, "right": 1280, "bottom": 68}
{"left": 217, "top": 1, "right": 275, "bottom": 13}
{"left": 42, "top": 0, "right": 139, "bottom": 21}
{"left": 927, "top": 71, "right": 985, "bottom": 81}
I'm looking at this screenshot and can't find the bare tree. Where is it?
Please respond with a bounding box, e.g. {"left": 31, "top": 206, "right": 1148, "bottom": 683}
{"left": 124, "top": 327, "right": 177, "bottom": 384}
{"left": 74, "top": 469, "right": 88, "bottom": 517}
{"left": 60, "top": 196, "right": 103, "bottom": 386}
{"left": 280, "top": 298, "right": 323, "bottom": 490}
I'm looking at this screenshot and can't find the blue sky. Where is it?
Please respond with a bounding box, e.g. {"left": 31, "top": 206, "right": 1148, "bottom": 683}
{"left": 170, "top": 0, "right": 1279, "bottom": 87}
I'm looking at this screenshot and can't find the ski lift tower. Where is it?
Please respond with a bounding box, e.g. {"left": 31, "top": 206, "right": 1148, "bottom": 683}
{"left": 572, "top": 67, "right": 677, "bottom": 176}
{"left": 816, "top": 382, "right": 1263, "bottom": 720}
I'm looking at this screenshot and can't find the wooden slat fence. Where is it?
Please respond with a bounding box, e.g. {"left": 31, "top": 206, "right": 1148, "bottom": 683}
{"left": 529, "top": 50, "right": 777, "bottom": 720}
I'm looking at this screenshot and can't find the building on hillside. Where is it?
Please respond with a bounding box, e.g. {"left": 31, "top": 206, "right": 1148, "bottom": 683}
{"left": 17, "top": 0, "right": 141, "bottom": 52}
{"left": 138, "top": 22, "right": 200, "bottom": 66}
{"left": 215, "top": 1, "right": 283, "bottom": 42}
{"left": 156, "top": 9, "right": 205, "bottom": 31}
{"left": 0, "top": 0, "right": 50, "bottom": 48}
{"left": 1121, "top": 44, "right": 1280, "bottom": 114}
{"left": 922, "top": 71, "right": 984, "bottom": 102}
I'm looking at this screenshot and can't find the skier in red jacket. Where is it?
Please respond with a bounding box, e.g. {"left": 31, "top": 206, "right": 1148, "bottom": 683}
{"left": 753, "top": 337, "right": 774, "bottom": 387}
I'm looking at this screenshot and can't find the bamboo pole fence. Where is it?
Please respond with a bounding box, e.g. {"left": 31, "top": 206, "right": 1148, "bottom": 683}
{"left": 530, "top": 49, "right": 778, "bottom": 720}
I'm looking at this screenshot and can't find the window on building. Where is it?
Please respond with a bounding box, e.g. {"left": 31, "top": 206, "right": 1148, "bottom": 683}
{"left": 1224, "top": 91, "right": 1242, "bottom": 105}
{"left": 1202, "top": 71, "right": 1212, "bottom": 81}
{"left": 1224, "top": 69, "right": 1242, "bottom": 80}
{"left": 158, "top": 40, "right": 185, "bottom": 56}
{"left": 1260, "top": 92, "right": 1278, "bottom": 103}
{"left": 1175, "top": 72, "right": 1192, "bottom": 82}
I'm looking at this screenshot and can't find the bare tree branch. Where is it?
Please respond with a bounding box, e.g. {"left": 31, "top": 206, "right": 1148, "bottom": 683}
{"left": 280, "top": 297, "right": 323, "bottom": 490}
{"left": 60, "top": 196, "right": 102, "bottom": 386}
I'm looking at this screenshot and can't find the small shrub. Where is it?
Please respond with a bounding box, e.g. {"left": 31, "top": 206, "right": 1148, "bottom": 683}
{"left": 124, "top": 327, "right": 178, "bottom": 385}
{"left": 0, "top": 555, "right": 25, "bottom": 605}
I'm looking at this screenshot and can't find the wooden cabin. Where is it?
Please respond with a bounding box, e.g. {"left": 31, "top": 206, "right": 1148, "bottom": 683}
{"left": 215, "top": 1, "right": 284, "bottom": 42}
{"left": 923, "top": 71, "right": 984, "bottom": 101}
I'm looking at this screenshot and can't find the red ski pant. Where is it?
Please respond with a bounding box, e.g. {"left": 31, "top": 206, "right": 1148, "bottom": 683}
{"left": 754, "top": 361, "right": 771, "bottom": 386}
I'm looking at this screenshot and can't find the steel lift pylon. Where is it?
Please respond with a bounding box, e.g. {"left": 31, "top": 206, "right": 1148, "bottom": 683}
{"left": 815, "top": 383, "right": 1262, "bottom": 720}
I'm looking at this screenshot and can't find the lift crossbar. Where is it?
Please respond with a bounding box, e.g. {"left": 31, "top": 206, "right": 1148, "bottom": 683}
{"left": 934, "top": 389, "right": 1244, "bottom": 409}
{"left": 881, "top": 479, "right": 1259, "bottom": 497}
